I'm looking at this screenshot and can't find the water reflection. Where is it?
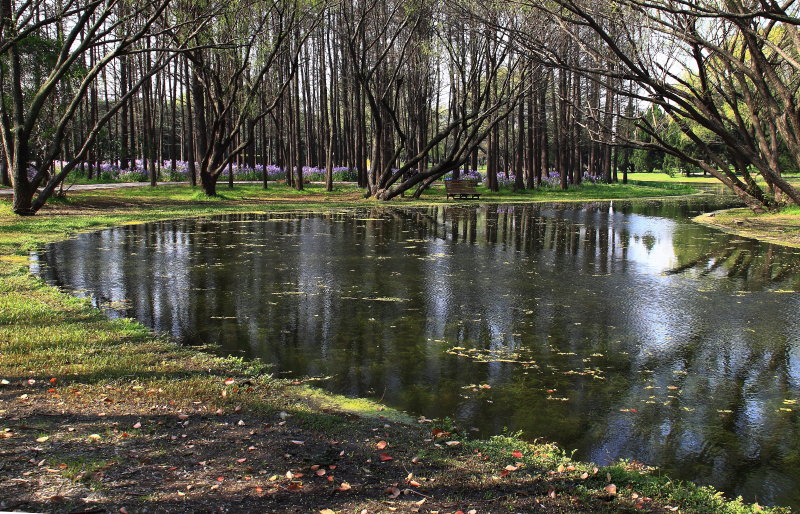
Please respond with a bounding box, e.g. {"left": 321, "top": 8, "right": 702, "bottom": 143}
{"left": 33, "top": 199, "right": 800, "bottom": 507}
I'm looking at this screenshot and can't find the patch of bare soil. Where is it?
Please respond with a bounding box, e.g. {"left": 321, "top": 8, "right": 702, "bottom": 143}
{"left": 1, "top": 380, "right": 670, "bottom": 513}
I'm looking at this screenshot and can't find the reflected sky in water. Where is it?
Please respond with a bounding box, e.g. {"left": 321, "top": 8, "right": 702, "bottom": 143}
{"left": 33, "top": 198, "right": 800, "bottom": 507}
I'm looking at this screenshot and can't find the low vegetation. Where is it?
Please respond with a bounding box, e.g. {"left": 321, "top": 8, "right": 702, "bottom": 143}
{"left": 695, "top": 206, "right": 800, "bottom": 249}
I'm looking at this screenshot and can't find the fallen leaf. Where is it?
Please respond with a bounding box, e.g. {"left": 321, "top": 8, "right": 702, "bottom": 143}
{"left": 445, "top": 440, "right": 460, "bottom": 446}
{"left": 337, "top": 482, "right": 352, "bottom": 492}
{"left": 376, "top": 440, "right": 388, "bottom": 450}
{"left": 379, "top": 453, "right": 393, "bottom": 462}
{"left": 385, "top": 486, "right": 401, "bottom": 498}
{"left": 505, "top": 465, "right": 518, "bottom": 471}
{"left": 511, "top": 450, "right": 523, "bottom": 458}
{"left": 320, "top": 510, "right": 336, "bottom": 514}
{"left": 224, "top": 378, "right": 235, "bottom": 385}
{"left": 133, "top": 422, "right": 141, "bottom": 429}
{"left": 36, "top": 436, "right": 49, "bottom": 443}
{"left": 604, "top": 484, "right": 617, "bottom": 495}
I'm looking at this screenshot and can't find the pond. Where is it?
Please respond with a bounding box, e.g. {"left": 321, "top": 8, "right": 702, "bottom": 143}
{"left": 32, "top": 198, "right": 800, "bottom": 508}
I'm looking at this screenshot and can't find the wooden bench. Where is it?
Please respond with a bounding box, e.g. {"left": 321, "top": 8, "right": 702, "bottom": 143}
{"left": 445, "top": 179, "right": 481, "bottom": 200}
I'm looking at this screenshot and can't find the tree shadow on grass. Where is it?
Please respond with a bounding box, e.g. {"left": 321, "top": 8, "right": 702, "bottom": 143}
{"left": 1, "top": 407, "right": 596, "bottom": 513}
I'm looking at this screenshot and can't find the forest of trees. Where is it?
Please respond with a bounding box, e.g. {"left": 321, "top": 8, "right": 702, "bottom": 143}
{"left": 3, "top": 0, "right": 800, "bottom": 215}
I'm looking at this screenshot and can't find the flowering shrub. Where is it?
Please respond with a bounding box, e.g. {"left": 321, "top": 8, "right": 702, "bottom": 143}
{"left": 541, "top": 171, "right": 561, "bottom": 187}
{"left": 443, "top": 169, "right": 482, "bottom": 182}
{"left": 65, "top": 160, "right": 151, "bottom": 181}
{"left": 483, "top": 173, "right": 520, "bottom": 187}
{"left": 482, "top": 171, "right": 604, "bottom": 188}
{"left": 582, "top": 172, "right": 602, "bottom": 184}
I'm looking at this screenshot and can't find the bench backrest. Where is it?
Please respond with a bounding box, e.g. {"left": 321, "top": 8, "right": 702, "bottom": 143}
{"left": 445, "top": 179, "right": 479, "bottom": 190}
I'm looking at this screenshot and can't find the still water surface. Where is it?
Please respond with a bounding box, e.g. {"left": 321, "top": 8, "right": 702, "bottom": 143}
{"left": 33, "top": 198, "right": 800, "bottom": 507}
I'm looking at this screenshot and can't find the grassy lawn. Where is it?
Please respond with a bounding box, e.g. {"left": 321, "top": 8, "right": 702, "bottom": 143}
{"left": 695, "top": 205, "right": 800, "bottom": 249}
{"left": 0, "top": 181, "right": 781, "bottom": 512}
{"left": 629, "top": 171, "right": 800, "bottom": 186}
{"left": 627, "top": 172, "right": 723, "bottom": 184}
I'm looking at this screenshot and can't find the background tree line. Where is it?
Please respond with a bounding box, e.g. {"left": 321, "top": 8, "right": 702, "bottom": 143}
{"left": 2, "top": 0, "right": 799, "bottom": 214}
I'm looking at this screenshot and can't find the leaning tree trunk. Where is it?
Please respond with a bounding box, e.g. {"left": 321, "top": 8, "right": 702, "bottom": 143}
{"left": 11, "top": 145, "right": 34, "bottom": 215}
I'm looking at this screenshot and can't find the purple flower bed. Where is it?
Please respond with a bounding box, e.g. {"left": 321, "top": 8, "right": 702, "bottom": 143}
{"left": 443, "top": 169, "right": 482, "bottom": 182}
{"left": 483, "top": 170, "right": 604, "bottom": 188}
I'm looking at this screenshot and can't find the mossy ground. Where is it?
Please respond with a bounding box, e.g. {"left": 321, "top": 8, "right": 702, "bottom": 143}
{"left": 0, "top": 182, "right": 783, "bottom": 512}
{"left": 694, "top": 206, "right": 800, "bottom": 249}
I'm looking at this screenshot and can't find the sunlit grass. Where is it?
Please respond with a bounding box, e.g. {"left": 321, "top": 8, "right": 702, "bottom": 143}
{"left": 628, "top": 172, "right": 721, "bottom": 183}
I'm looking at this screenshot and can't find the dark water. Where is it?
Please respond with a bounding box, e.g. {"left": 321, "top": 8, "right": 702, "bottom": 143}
{"left": 33, "top": 198, "right": 800, "bottom": 508}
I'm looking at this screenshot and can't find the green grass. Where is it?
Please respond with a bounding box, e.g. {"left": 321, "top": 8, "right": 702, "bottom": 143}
{"left": 693, "top": 204, "right": 800, "bottom": 248}
{"left": 628, "top": 172, "right": 722, "bottom": 183}
{"left": 629, "top": 171, "right": 800, "bottom": 186}
{"left": 459, "top": 433, "right": 774, "bottom": 513}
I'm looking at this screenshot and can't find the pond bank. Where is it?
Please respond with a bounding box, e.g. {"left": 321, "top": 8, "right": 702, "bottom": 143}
{"left": 0, "top": 184, "right": 781, "bottom": 512}
{"left": 694, "top": 207, "right": 800, "bottom": 249}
